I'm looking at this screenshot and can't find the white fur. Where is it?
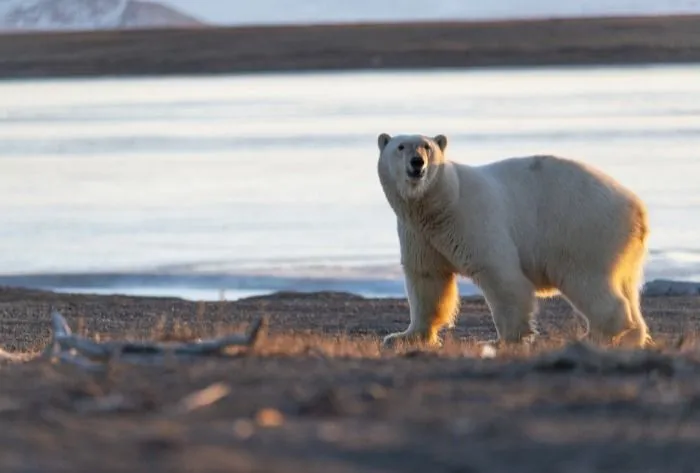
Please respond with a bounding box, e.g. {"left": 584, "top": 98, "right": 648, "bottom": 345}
{"left": 377, "top": 133, "right": 651, "bottom": 348}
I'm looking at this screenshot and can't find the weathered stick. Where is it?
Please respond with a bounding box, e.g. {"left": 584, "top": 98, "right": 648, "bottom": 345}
{"left": 43, "top": 310, "right": 266, "bottom": 368}
{"left": 0, "top": 348, "right": 26, "bottom": 363}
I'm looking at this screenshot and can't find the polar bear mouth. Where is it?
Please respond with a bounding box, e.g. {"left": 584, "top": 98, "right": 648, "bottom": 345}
{"left": 407, "top": 168, "right": 426, "bottom": 180}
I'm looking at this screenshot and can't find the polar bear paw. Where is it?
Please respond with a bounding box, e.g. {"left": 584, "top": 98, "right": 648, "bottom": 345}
{"left": 382, "top": 330, "right": 442, "bottom": 350}
{"left": 477, "top": 333, "right": 537, "bottom": 349}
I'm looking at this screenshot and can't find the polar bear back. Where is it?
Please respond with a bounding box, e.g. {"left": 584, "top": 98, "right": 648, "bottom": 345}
{"left": 467, "top": 154, "right": 648, "bottom": 283}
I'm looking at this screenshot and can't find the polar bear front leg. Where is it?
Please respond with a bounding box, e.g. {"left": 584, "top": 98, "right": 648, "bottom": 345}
{"left": 383, "top": 269, "right": 459, "bottom": 348}
{"left": 476, "top": 267, "right": 538, "bottom": 345}
{"left": 383, "top": 221, "right": 459, "bottom": 348}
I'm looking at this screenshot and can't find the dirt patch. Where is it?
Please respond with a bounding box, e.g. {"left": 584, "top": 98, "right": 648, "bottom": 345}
{"left": 1, "top": 15, "right": 700, "bottom": 79}
{"left": 1, "top": 286, "right": 700, "bottom": 471}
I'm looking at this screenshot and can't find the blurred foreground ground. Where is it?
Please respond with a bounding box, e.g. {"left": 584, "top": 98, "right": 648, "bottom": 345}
{"left": 1, "top": 287, "right": 700, "bottom": 472}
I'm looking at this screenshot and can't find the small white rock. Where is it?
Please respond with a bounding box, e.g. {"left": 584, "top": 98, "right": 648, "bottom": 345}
{"left": 480, "top": 344, "right": 498, "bottom": 359}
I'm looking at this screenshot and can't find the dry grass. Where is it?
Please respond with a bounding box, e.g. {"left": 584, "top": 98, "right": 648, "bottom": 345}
{"left": 25, "top": 309, "right": 700, "bottom": 364}
{"left": 2, "top": 287, "right": 697, "bottom": 368}
{"left": 32, "top": 303, "right": 580, "bottom": 362}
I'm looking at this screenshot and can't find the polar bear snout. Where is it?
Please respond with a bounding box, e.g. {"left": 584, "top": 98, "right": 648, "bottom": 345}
{"left": 407, "top": 155, "right": 426, "bottom": 179}
{"left": 409, "top": 155, "right": 425, "bottom": 169}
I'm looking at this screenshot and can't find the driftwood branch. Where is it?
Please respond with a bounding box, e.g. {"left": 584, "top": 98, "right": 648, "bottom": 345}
{"left": 43, "top": 310, "right": 266, "bottom": 369}
{"left": 0, "top": 348, "right": 27, "bottom": 363}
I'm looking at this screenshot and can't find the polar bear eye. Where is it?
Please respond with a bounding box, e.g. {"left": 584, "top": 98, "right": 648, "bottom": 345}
{"left": 423, "top": 144, "right": 431, "bottom": 151}
{"left": 398, "top": 145, "right": 404, "bottom": 151}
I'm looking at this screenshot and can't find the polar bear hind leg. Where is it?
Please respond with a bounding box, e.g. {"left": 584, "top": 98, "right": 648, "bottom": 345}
{"left": 619, "top": 273, "right": 652, "bottom": 347}
{"left": 559, "top": 271, "right": 648, "bottom": 348}
{"left": 617, "top": 241, "right": 652, "bottom": 347}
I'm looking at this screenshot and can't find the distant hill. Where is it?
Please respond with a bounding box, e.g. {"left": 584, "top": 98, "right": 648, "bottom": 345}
{"left": 121, "top": 1, "right": 203, "bottom": 28}
{"left": 0, "top": 0, "right": 203, "bottom": 32}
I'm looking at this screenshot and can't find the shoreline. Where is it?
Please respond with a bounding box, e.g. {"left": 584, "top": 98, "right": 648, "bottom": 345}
{"left": 0, "top": 275, "right": 697, "bottom": 304}
{"left": 1, "top": 15, "right": 700, "bottom": 79}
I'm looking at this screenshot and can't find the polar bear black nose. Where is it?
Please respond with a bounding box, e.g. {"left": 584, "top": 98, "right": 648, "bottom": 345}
{"left": 409, "top": 156, "right": 425, "bottom": 169}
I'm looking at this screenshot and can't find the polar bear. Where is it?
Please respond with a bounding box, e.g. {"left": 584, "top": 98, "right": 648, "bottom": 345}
{"left": 376, "top": 132, "right": 651, "bottom": 349}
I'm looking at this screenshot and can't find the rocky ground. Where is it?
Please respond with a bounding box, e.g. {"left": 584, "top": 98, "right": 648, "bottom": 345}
{"left": 1, "top": 15, "right": 700, "bottom": 78}
{"left": 1, "top": 286, "right": 700, "bottom": 472}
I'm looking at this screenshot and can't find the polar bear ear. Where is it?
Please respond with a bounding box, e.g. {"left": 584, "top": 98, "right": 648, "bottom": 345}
{"left": 433, "top": 134, "right": 448, "bottom": 152}
{"left": 377, "top": 133, "right": 392, "bottom": 152}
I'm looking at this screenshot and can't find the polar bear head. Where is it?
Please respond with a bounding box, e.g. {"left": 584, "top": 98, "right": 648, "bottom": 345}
{"left": 377, "top": 133, "right": 448, "bottom": 200}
